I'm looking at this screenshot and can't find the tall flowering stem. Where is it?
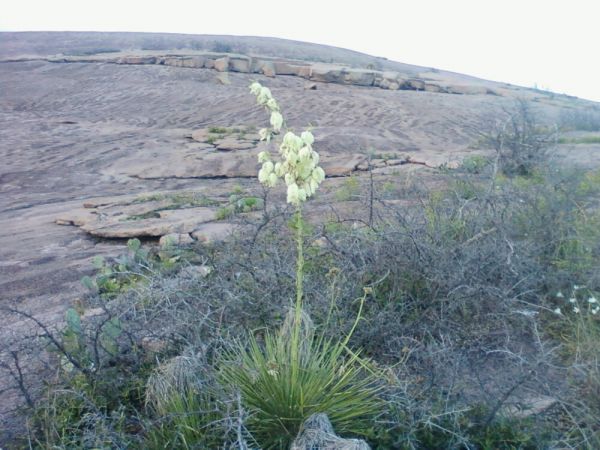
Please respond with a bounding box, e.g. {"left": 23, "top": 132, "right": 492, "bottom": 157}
{"left": 294, "top": 206, "right": 304, "bottom": 330}
{"left": 249, "top": 82, "right": 326, "bottom": 363}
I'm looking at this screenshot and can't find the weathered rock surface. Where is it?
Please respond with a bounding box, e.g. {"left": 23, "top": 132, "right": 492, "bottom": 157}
{"left": 6, "top": 49, "right": 527, "bottom": 97}
{"left": 56, "top": 194, "right": 221, "bottom": 238}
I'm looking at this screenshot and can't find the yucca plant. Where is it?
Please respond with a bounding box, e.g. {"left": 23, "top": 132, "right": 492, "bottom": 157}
{"left": 221, "top": 313, "right": 380, "bottom": 449}
{"left": 220, "top": 83, "right": 381, "bottom": 449}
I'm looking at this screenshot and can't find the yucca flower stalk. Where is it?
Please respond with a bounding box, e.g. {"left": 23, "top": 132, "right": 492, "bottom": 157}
{"left": 249, "top": 81, "right": 326, "bottom": 366}
{"left": 219, "top": 83, "right": 380, "bottom": 448}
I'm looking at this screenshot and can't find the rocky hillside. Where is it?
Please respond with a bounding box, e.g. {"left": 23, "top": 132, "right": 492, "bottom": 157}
{"left": 1, "top": 32, "right": 600, "bottom": 441}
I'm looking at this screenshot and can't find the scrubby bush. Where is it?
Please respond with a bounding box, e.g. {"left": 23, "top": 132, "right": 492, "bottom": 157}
{"left": 560, "top": 107, "right": 600, "bottom": 132}
{"left": 480, "top": 100, "right": 558, "bottom": 177}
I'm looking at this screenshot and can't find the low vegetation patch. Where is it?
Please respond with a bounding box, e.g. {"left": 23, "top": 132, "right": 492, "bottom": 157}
{"left": 558, "top": 135, "right": 600, "bottom": 145}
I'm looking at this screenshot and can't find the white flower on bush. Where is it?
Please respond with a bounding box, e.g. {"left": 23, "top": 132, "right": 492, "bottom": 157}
{"left": 249, "top": 81, "right": 326, "bottom": 206}
{"left": 588, "top": 296, "right": 598, "bottom": 304}
{"left": 553, "top": 307, "right": 562, "bottom": 315}
{"left": 569, "top": 297, "right": 577, "bottom": 304}
{"left": 573, "top": 306, "right": 580, "bottom": 314}
{"left": 556, "top": 291, "right": 564, "bottom": 298}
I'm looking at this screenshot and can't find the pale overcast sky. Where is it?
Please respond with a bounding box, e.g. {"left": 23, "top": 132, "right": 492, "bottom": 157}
{"left": 2, "top": 0, "right": 599, "bottom": 102}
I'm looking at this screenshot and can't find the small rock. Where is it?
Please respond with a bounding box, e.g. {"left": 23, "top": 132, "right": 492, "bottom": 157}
{"left": 195, "top": 265, "right": 212, "bottom": 277}
{"left": 304, "top": 82, "right": 318, "bottom": 90}
{"left": 191, "top": 222, "right": 234, "bottom": 243}
{"left": 502, "top": 395, "right": 557, "bottom": 419}
{"left": 291, "top": 414, "right": 370, "bottom": 450}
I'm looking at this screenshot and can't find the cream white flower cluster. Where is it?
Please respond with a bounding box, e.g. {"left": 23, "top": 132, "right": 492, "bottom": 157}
{"left": 553, "top": 285, "right": 599, "bottom": 315}
{"left": 249, "top": 82, "right": 325, "bottom": 206}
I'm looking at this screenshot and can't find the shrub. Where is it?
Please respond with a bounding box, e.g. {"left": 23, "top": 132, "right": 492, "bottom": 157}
{"left": 559, "top": 108, "right": 600, "bottom": 132}
{"left": 461, "top": 154, "right": 491, "bottom": 174}
{"left": 481, "top": 100, "right": 557, "bottom": 176}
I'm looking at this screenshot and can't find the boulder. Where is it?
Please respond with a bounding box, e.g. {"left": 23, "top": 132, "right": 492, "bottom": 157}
{"left": 229, "top": 56, "right": 251, "bottom": 73}
{"left": 273, "top": 61, "right": 304, "bottom": 76}
{"left": 191, "top": 222, "right": 235, "bottom": 243}
{"left": 163, "top": 57, "right": 183, "bottom": 67}
{"left": 321, "top": 153, "right": 366, "bottom": 176}
{"left": 204, "top": 58, "right": 215, "bottom": 69}
{"left": 343, "top": 69, "right": 376, "bottom": 86}
{"left": 387, "top": 81, "right": 401, "bottom": 90}
{"left": 181, "top": 56, "right": 205, "bottom": 68}
{"left": 310, "top": 64, "right": 344, "bottom": 83}
{"left": 424, "top": 83, "right": 443, "bottom": 93}
{"left": 262, "top": 62, "right": 276, "bottom": 77}
{"left": 214, "top": 56, "right": 230, "bottom": 72}
{"left": 296, "top": 66, "right": 312, "bottom": 78}
{"left": 407, "top": 79, "right": 425, "bottom": 90}
{"left": 375, "top": 71, "right": 400, "bottom": 87}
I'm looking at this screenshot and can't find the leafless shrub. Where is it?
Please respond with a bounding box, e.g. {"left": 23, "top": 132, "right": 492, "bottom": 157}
{"left": 475, "top": 99, "right": 558, "bottom": 177}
